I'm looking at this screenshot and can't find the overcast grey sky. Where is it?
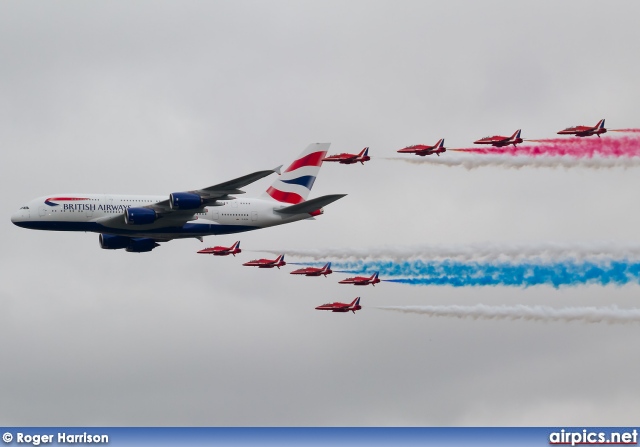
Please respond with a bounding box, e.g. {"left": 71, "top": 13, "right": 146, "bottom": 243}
{"left": 2, "top": 0, "right": 640, "bottom": 425}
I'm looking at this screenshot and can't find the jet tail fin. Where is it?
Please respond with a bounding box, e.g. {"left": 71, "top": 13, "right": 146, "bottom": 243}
{"left": 262, "top": 143, "right": 330, "bottom": 204}
{"left": 596, "top": 119, "right": 606, "bottom": 129}
{"left": 437, "top": 139, "right": 445, "bottom": 148}
{"left": 358, "top": 147, "right": 369, "bottom": 157}
{"left": 349, "top": 297, "right": 361, "bottom": 312}
{"left": 511, "top": 129, "right": 522, "bottom": 140}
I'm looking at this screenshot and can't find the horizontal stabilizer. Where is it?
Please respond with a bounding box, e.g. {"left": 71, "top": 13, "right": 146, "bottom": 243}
{"left": 274, "top": 194, "right": 347, "bottom": 215}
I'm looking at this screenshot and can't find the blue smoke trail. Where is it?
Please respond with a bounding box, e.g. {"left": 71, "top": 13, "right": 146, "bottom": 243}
{"left": 323, "top": 260, "right": 640, "bottom": 288}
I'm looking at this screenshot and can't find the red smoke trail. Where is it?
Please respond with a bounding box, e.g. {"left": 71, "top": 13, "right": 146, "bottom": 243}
{"left": 454, "top": 135, "right": 640, "bottom": 158}
{"left": 610, "top": 129, "right": 640, "bottom": 133}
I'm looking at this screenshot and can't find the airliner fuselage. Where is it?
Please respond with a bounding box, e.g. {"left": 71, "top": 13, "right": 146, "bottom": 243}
{"left": 11, "top": 194, "right": 308, "bottom": 239}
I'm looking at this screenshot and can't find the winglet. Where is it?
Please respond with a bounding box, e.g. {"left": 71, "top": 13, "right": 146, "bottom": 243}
{"left": 273, "top": 165, "right": 283, "bottom": 175}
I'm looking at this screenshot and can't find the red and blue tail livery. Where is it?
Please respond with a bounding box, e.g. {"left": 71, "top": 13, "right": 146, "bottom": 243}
{"left": 263, "top": 143, "right": 329, "bottom": 205}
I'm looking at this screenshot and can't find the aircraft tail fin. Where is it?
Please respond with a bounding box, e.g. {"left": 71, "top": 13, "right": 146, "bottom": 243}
{"left": 371, "top": 272, "right": 379, "bottom": 280}
{"left": 349, "top": 296, "right": 361, "bottom": 313}
{"left": 261, "top": 143, "right": 330, "bottom": 204}
{"left": 359, "top": 147, "right": 369, "bottom": 158}
{"left": 511, "top": 129, "right": 522, "bottom": 140}
{"left": 275, "top": 254, "right": 285, "bottom": 264}
{"left": 596, "top": 119, "right": 605, "bottom": 129}
{"left": 436, "top": 139, "right": 445, "bottom": 148}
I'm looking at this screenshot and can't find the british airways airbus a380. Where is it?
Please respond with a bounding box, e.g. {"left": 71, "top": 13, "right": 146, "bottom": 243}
{"left": 11, "top": 144, "right": 346, "bottom": 252}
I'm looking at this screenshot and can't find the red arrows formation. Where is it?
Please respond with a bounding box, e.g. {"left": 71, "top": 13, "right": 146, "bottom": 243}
{"left": 198, "top": 243, "right": 377, "bottom": 313}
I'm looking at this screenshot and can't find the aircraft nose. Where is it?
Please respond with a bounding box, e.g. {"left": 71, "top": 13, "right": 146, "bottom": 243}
{"left": 11, "top": 209, "right": 28, "bottom": 226}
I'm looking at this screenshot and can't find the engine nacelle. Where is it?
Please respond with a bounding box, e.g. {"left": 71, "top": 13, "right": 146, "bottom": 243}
{"left": 99, "top": 234, "right": 130, "bottom": 250}
{"left": 124, "top": 207, "right": 157, "bottom": 225}
{"left": 98, "top": 234, "right": 159, "bottom": 252}
{"left": 170, "top": 192, "right": 203, "bottom": 210}
{"left": 126, "top": 238, "right": 160, "bottom": 253}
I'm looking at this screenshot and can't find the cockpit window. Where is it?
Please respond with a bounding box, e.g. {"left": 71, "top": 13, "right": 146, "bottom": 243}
{"left": 20, "top": 206, "right": 29, "bottom": 210}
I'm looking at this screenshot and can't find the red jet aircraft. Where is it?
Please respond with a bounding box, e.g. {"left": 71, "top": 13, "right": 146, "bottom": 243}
{"left": 397, "top": 139, "right": 446, "bottom": 157}
{"left": 322, "top": 147, "right": 370, "bottom": 165}
{"left": 339, "top": 272, "right": 380, "bottom": 286}
{"left": 197, "top": 241, "right": 241, "bottom": 256}
{"left": 290, "top": 262, "right": 333, "bottom": 277}
{"left": 474, "top": 129, "right": 523, "bottom": 147}
{"left": 557, "top": 119, "right": 606, "bottom": 137}
{"left": 315, "top": 297, "right": 362, "bottom": 313}
{"left": 242, "top": 254, "right": 286, "bottom": 268}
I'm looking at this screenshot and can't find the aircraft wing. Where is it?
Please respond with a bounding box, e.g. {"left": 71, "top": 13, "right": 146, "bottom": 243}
{"left": 150, "top": 166, "right": 283, "bottom": 212}
{"left": 195, "top": 166, "right": 282, "bottom": 199}
{"left": 97, "top": 166, "right": 281, "bottom": 230}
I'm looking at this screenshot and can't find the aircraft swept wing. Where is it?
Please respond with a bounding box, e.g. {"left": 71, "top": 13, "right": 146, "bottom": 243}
{"left": 97, "top": 167, "right": 282, "bottom": 230}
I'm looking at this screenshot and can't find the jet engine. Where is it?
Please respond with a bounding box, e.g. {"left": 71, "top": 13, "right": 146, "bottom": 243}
{"left": 98, "top": 234, "right": 159, "bottom": 252}
{"left": 124, "top": 207, "right": 157, "bottom": 225}
{"left": 126, "top": 238, "right": 160, "bottom": 253}
{"left": 169, "top": 192, "right": 203, "bottom": 210}
{"left": 99, "top": 234, "right": 130, "bottom": 250}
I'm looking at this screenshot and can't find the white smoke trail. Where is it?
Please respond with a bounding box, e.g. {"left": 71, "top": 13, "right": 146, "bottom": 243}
{"left": 377, "top": 304, "right": 640, "bottom": 324}
{"left": 383, "top": 155, "right": 640, "bottom": 170}
{"left": 255, "top": 242, "right": 640, "bottom": 262}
